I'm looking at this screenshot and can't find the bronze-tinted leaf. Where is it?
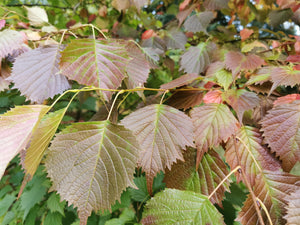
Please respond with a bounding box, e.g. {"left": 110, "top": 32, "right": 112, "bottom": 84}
{"left": 203, "top": 0, "right": 229, "bottom": 10}
{"left": 160, "top": 73, "right": 199, "bottom": 89}
{"left": 273, "top": 94, "right": 300, "bottom": 106}
{"left": 167, "top": 90, "right": 203, "bottom": 110}
{"left": 284, "top": 189, "right": 300, "bottom": 224}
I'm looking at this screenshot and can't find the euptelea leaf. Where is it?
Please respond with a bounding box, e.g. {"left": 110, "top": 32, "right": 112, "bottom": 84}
{"left": 167, "top": 90, "right": 204, "bottom": 110}
{"left": 160, "top": 73, "right": 199, "bottom": 89}
{"left": 10, "top": 44, "right": 70, "bottom": 103}
{"left": 284, "top": 189, "right": 300, "bottom": 224}
{"left": 203, "top": 0, "right": 229, "bottom": 10}
{"left": 261, "top": 100, "right": 300, "bottom": 171}
{"left": 0, "top": 105, "right": 49, "bottom": 180}
{"left": 60, "top": 39, "right": 130, "bottom": 100}
{"left": 183, "top": 11, "right": 214, "bottom": 34}
{"left": 45, "top": 121, "right": 140, "bottom": 225}
{"left": 0, "top": 29, "right": 25, "bottom": 58}
{"left": 141, "top": 188, "right": 225, "bottom": 225}
{"left": 164, "top": 29, "right": 187, "bottom": 50}
{"left": 121, "top": 104, "right": 195, "bottom": 193}
{"left": 25, "top": 6, "right": 49, "bottom": 26}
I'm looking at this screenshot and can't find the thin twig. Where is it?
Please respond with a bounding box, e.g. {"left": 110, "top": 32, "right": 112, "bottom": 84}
{"left": 107, "top": 90, "right": 124, "bottom": 121}
{"left": 256, "top": 197, "right": 273, "bottom": 225}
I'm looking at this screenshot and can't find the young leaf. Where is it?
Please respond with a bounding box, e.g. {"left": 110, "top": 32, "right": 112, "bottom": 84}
{"left": 223, "top": 89, "right": 260, "bottom": 123}
{"left": 203, "top": 90, "right": 223, "bottom": 104}
{"left": 121, "top": 104, "right": 195, "bottom": 193}
{"left": 164, "top": 148, "right": 230, "bottom": 205}
{"left": 260, "top": 100, "right": 300, "bottom": 171}
{"left": 237, "top": 170, "right": 300, "bottom": 225}
{"left": 167, "top": 90, "right": 204, "bottom": 110}
{"left": 215, "top": 69, "right": 233, "bottom": 91}
{"left": 10, "top": 44, "right": 70, "bottom": 103}
{"left": 60, "top": 39, "right": 130, "bottom": 100}
{"left": 191, "top": 103, "right": 239, "bottom": 155}
{"left": 273, "top": 94, "right": 300, "bottom": 106}
{"left": 0, "top": 29, "right": 25, "bottom": 58}
{"left": 141, "top": 188, "right": 225, "bottom": 225}
{"left": 24, "top": 108, "right": 67, "bottom": 177}
{"left": 284, "top": 189, "right": 300, "bottom": 224}
{"left": 160, "top": 73, "right": 199, "bottom": 89}
{"left": 25, "top": 6, "right": 49, "bottom": 26}
{"left": 225, "top": 126, "right": 280, "bottom": 186}
{"left": 0, "top": 105, "right": 49, "bottom": 180}
{"left": 183, "top": 11, "right": 214, "bottom": 34}
{"left": 45, "top": 121, "right": 140, "bottom": 225}
{"left": 180, "top": 43, "right": 210, "bottom": 74}
{"left": 203, "top": 0, "right": 229, "bottom": 10}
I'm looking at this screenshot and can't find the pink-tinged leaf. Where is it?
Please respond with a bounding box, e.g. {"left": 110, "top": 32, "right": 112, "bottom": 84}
{"left": 176, "top": 4, "right": 196, "bottom": 26}
{"left": 224, "top": 51, "right": 265, "bottom": 77}
{"left": 179, "top": 0, "right": 191, "bottom": 11}
{"left": 180, "top": 43, "right": 210, "bottom": 74}
{"left": 286, "top": 54, "right": 300, "bottom": 63}
{"left": 269, "top": 66, "right": 300, "bottom": 94}
{"left": 203, "top": 0, "right": 229, "bottom": 10}
{"left": 0, "top": 105, "right": 49, "bottom": 180}
{"left": 277, "top": 0, "right": 298, "bottom": 9}
{"left": 205, "top": 61, "right": 225, "bottom": 78}
{"left": 0, "top": 29, "right": 25, "bottom": 58}
{"left": 160, "top": 73, "right": 199, "bottom": 89}
{"left": 261, "top": 101, "right": 300, "bottom": 171}
{"left": 167, "top": 90, "right": 203, "bottom": 110}
{"left": 240, "top": 28, "right": 254, "bottom": 41}
{"left": 0, "top": 20, "right": 5, "bottom": 30}
{"left": 164, "top": 29, "right": 187, "bottom": 50}
{"left": 45, "top": 121, "right": 140, "bottom": 225}
{"left": 121, "top": 104, "right": 195, "bottom": 193}
{"left": 223, "top": 89, "right": 260, "bottom": 123}
{"left": 284, "top": 189, "right": 300, "bottom": 224}
{"left": 141, "top": 36, "right": 166, "bottom": 51}
{"left": 142, "top": 47, "right": 163, "bottom": 68}
{"left": 225, "top": 126, "right": 280, "bottom": 186}
{"left": 203, "top": 90, "right": 223, "bottom": 104}
{"left": 0, "top": 62, "right": 11, "bottom": 91}
{"left": 60, "top": 39, "right": 130, "bottom": 100}
{"left": 274, "top": 94, "right": 300, "bottom": 106}
{"left": 164, "top": 148, "right": 230, "bottom": 205}
{"left": 125, "top": 42, "right": 150, "bottom": 89}
{"left": 183, "top": 11, "right": 214, "bottom": 34}
{"left": 237, "top": 170, "right": 300, "bottom": 225}
{"left": 191, "top": 103, "right": 239, "bottom": 158}
{"left": 10, "top": 44, "right": 70, "bottom": 103}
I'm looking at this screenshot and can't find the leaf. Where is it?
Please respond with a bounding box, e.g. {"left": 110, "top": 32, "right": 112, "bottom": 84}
{"left": 164, "top": 29, "right": 187, "bottom": 50}
{"left": 183, "top": 11, "right": 214, "bottom": 34}
{"left": 269, "top": 9, "right": 293, "bottom": 27}
{"left": 132, "top": 0, "right": 149, "bottom": 11}
{"left": 180, "top": 43, "right": 210, "bottom": 74}
{"left": 240, "top": 28, "right": 254, "bottom": 41}
{"left": 24, "top": 108, "right": 67, "bottom": 178}
{"left": 10, "top": 44, "right": 70, "bottom": 103}
{"left": 0, "top": 20, "right": 5, "bottom": 30}
{"left": 215, "top": 69, "right": 233, "bottom": 91}
{"left": 241, "top": 40, "right": 268, "bottom": 53}
{"left": 0, "top": 194, "right": 15, "bottom": 217}
{"left": 141, "top": 189, "right": 225, "bottom": 225}
{"left": 142, "top": 47, "right": 163, "bottom": 68}
{"left": 47, "top": 192, "right": 66, "bottom": 216}
{"left": 203, "top": 90, "right": 223, "bottom": 104}
{"left": 269, "top": 66, "right": 300, "bottom": 94}
{"left": 25, "top": 6, "right": 49, "bottom": 26}
{"left": 0, "top": 105, "right": 49, "bottom": 180}
{"left": 191, "top": 103, "right": 239, "bottom": 155}
{"left": 130, "top": 176, "right": 149, "bottom": 202}
{"left": 246, "top": 66, "right": 272, "bottom": 85}
{"left": 45, "top": 121, "right": 140, "bottom": 225}
{"left": 141, "top": 36, "right": 166, "bottom": 51}
{"left": 44, "top": 212, "right": 63, "bottom": 225}
{"left": 0, "top": 29, "right": 25, "bottom": 58}
{"left": 225, "top": 126, "right": 280, "bottom": 186}
{"left": 273, "top": 94, "right": 300, "bottom": 106}
{"left": 167, "top": 90, "right": 204, "bottom": 110}
{"left": 260, "top": 100, "right": 300, "bottom": 171}
{"left": 176, "top": 4, "right": 196, "bottom": 26}
{"left": 164, "top": 148, "right": 230, "bottom": 205}
{"left": 0, "top": 62, "right": 11, "bottom": 91}
{"left": 111, "top": 0, "right": 131, "bottom": 11}
{"left": 223, "top": 89, "right": 260, "bottom": 123}
{"left": 121, "top": 104, "right": 195, "bottom": 193}
{"left": 160, "top": 73, "right": 199, "bottom": 89}
{"left": 237, "top": 170, "right": 300, "bottom": 225}
{"left": 60, "top": 39, "right": 130, "bottom": 100}
{"left": 224, "top": 51, "right": 265, "bottom": 77}
{"left": 203, "top": 0, "right": 229, "bottom": 10}
{"left": 284, "top": 189, "right": 300, "bottom": 224}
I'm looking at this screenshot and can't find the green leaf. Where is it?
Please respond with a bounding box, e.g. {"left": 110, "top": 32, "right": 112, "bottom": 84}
{"left": 215, "top": 69, "right": 233, "bottom": 91}
{"left": 121, "top": 104, "right": 195, "bottom": 193}
{"left": 44, "top": 212, "right": 63, "bottom": 225}
{"left": 141, "top": 189, "right": 225, "bottom": 225}
{"left": 47, "top": 192, "right": 66, "bottom": 216}
{"left": 105, "top": 208, "right": 135, "bottom": 225}
{"left": 45, "top": 121, "right": 140, "bottom": 225}
{"left": 130, "top": 176, "right": 149, "bottom": 202}
{"left": 0, "top": 194, "right": 15, "bottom": 217}
{"left": 0, "top": 105, "right": 50, "bottom": 180}
{"left": 60, "top": 39, "right": 130, "bottom": 100}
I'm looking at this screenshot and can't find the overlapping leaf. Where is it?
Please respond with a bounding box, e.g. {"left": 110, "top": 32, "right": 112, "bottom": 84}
{"left": 203, "top": 0, "right": 229, "bottom": 10}
{"left": 10, "top": 44, "right": 70, "bottom": 103}
{"left": 223, "top": 89, "right": 260, "bottom": 122}
{"left": 60, "top": 39, "right": 130, "bottom": 100}
{"left": 180, "top": 43, "right": 210, "bottom": 74}
{"left": 164, "top": 29, "right": 187, "bottom": 50}
{"left": 141, "top": 189, "right": 225, "bottom": 225}
{"left": 160, "top": 73, "right": 199, "bottom": 89}
{"left": 225, "top": 126, "right": 280, "bottom": 186}
{"left": 284, "top": 189, "right": 300, "bottom": 224}
{"left": 261, "top": 100, "right": 300, "bottom": 171}
{"left": 237, "top": 170, "right": 300, "bottom": 225}
{"left": 167, "top": 90, "right": 203, "bottom": 110}
{"left": 191, "top": 103, "right": 239, "bottom": 155}
{"left": 164, "top": 148, "right": 230, "bottom": 205}
{"left": 24, "top": 108, "right": 67, "bottom": 177}
{"left": 121, "top": 104, "right": 195, "bottom": 193}
{"left": 45, "top": 121, "right": 140, "bottom": 225}
{"left": 25, "top": 6, "right": 49, "bottom": 26}
{"left": 273, "top": 94, "right": 300, "bottom": 106}
{"left": 0, "top": 105, "right": 49, "bottom": 180}
{"left": 0, "top": 29, "right": 25, "bottom": 58}
{"left": 183, "top": 11, "right": 214, "bottom": 34}
{"left": 215, "top": 69, "right": 233, "bottom": 91}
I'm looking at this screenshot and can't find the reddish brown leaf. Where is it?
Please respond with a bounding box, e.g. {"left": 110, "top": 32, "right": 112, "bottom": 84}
{"left": 176, "top": 4, "right": 196, "bottom": 26}
{"left": 286, "top": 54, "right": 300, "bottom": 63}
{"left": 261, "top": 101, "right": 300, "bottom": 171}
{"left": 252, "top": 95, "right": 276, "bottom": 125}
{"left": 203, "top": 90, "right": 223, "bottom": 104}
{"left": 160, "top": 73, "right": 199, "bottom": 89}
{"left": 284, "top": 189, "right": 300, "bottom": 224}
{"left": 203, "top": 0, "right": 229, "bottom": 10}
{"left": 179, "top": 0, "right": 191, "bottom": 11}
{"left": 240, "top": 28, "right": 254, "bottom": 41}
{"left": 167, "top": 90, "right": 203, "bottom": 110}
{"left": 273, "top": 94, "right": 300, "bottom": 106}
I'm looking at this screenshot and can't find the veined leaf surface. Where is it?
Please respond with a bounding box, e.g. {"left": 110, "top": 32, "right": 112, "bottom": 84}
{"left": 261, "top": 100, "right": 300, "bottom": 171}
{"left": 0, "top": 105, "right": 49, "bottom": 180}
{"left": 284, "top": 189, "right": 300, "bottom": 224}
{"left": 183, "top": 11, "right": 214, "bottom": 34}
{"left": 141, "top": 188, "right": 225, "bottom": 225}
{"left": 121, "top": 104, "right": 195, "bottom": 193}
{"left": 60, "top": 39, "right": 130, "bottom": 100}
{"left": 10, "top": 44, "right": 70, "bottom": 103}
{"left": 45, "top": 121, "right": 140, "bottom": 225}
{"left": 0, "top": 29, "right": 25, "bottom": 58}
{"left": 203, "top": 0, "right": 229, "bottom": 10}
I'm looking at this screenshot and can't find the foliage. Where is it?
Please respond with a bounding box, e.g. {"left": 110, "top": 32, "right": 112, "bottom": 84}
{"left": 1, "top": 0, "right": 300, "bottom": 224}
